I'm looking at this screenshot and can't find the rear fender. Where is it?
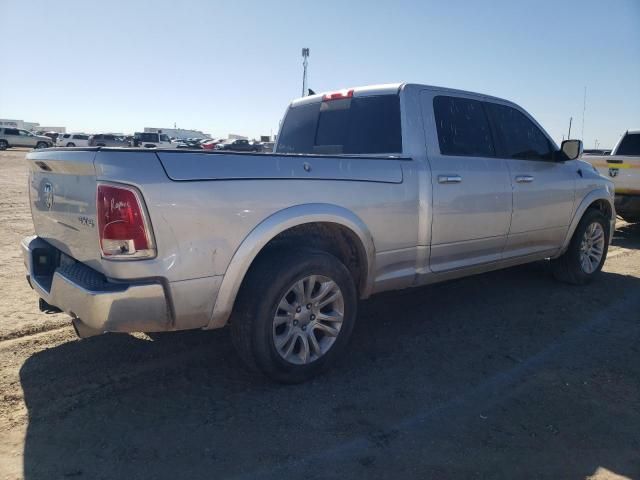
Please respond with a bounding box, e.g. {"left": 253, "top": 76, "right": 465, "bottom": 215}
{"left": 206, "top": 203, "right": 375, "bottom": 329}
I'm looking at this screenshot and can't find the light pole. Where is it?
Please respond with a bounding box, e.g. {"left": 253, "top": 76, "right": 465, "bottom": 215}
{"left": 301, "top": 48, "right": 309, "bottom": 97}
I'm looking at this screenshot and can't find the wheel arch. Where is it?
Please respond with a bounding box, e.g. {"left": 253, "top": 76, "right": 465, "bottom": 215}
{"left": 560, "top": 188, "right": 615, "bottom": 254}
{"left": 206, "top": 203, "right": 376, "bottom": 329}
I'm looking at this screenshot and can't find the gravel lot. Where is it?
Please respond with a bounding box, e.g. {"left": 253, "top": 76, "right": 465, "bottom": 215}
{"left": 0, "top": 148, "right": 638, "bottom": 479}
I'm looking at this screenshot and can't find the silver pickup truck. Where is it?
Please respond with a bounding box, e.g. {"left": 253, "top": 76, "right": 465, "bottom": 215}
{"left": 22, "top": 83, "right": 615, "bottom": 383}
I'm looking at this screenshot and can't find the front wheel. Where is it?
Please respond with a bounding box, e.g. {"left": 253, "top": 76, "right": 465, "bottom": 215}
{"left": 66, "top": 142, "right": 75, "bottom": 147}
{"left": 551, "top": 209, "right": 610, "bottom": 285}
{"left": 231, "top": 249, "right": 357, "bottom": 383}
{"left": 35, "top": 142, "right": 49, "bottom": 149}
{"left": 0, "top": 140, "right": 8, "bottom": 150}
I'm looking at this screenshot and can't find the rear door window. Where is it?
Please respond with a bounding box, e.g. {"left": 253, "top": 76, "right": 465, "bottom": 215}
{"left": 616, "top": 133, "right": 640, "bottom": 156}
{"left": 433, "top": 96, "right": 495, "bottom": 157}
{"left": 484, "top": 102, "right": 553, "bottom": 160}
{"left": 4, "top": 128, "right": 19, "bottom": 135}
{"left": 140, "top": 133, "right": 157, "bottom": 142}
{"left": 276, "top": 94, "right": 402, "bottom": 154}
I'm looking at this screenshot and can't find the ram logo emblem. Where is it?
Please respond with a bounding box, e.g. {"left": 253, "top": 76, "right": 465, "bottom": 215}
{"left": 43, "top": 182, "right": 54, "bottom": 210}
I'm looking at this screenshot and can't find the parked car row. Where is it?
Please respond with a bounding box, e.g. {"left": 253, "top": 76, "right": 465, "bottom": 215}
{"left": 0, "top": 128, "right": 273, "bottom": 152}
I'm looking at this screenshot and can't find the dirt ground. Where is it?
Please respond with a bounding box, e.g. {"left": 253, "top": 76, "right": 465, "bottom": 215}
{"left": 0, "top": 148, "right": 638, "bottom": 479}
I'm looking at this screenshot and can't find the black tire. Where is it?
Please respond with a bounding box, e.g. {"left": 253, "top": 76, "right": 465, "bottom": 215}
{"left": 551, "top": 209, "right": 610, "bottom": 285}
{"left": 66, "top": 142, "right": 75, "bottom": 147}
{"left": 35, "top": 142, "right": 48, "bottom": 149}
{"left": 0, "top": 140, "right": 8, "bottom": 150}
{"left": 231, "top": 248, "right": 358, "bottom": 383}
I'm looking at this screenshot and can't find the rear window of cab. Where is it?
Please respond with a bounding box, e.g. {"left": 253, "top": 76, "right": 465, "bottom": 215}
{"left": 276, "top": 94, "right": 402, "bottom": 155}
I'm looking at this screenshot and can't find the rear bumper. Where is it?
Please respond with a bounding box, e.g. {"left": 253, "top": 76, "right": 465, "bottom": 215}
{"left": 21, "top": 236, "right": 171, "bottom": 336}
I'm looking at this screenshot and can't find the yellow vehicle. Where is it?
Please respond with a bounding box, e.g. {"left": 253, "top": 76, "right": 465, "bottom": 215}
{"left": 585, "top": 129, "right": 640, "bottom": 223}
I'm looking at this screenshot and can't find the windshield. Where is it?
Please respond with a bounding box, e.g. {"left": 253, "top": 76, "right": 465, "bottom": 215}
{"left": 616, "top": 133, "right": 640, "bottom": 156}
{"left": 276, "top": 94, "right": 402, "bottom": 155}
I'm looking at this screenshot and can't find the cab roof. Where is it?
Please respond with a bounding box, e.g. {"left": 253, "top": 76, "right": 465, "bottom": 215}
{"left": 289, "top": 82, "right": 518, "bottom": 108}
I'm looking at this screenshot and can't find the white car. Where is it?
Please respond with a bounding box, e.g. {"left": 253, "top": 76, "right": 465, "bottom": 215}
{"left": 133, "top": 132, "right": 178, "bottom": 149}
{"left": 56, "top": 133, "right": 90, "bottom": 147}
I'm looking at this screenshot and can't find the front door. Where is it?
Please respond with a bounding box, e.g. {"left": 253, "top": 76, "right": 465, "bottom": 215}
{"left": 484, "top": 102, "right": 576, "bottom": 257}
{"left": 18, "top": 130, "right": 37, "bottom": 148}
{"left": 421, "top": 92, "right": 512, "bottom": 272}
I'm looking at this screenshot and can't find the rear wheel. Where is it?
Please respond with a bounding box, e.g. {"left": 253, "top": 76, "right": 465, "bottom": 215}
{"left": 231, "top": 249, "right": 357, "bottom": 383}
{"left": 0, "top": 140, "right": 8, "bottom": 150}
{"left": 66, "top": 142, "right": 75, "bottom": 147}
{"left": 551, "top": 209, "right": 609, "bottom": 285}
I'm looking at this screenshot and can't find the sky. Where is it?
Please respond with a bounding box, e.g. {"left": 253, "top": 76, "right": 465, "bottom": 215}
{"left": 1, "top": 0, "right": 638, "bottom": 147}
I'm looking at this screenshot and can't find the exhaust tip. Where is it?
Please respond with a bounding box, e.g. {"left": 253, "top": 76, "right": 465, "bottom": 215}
{"left": 71, "top": 318, "right": 103, "bottom": 338}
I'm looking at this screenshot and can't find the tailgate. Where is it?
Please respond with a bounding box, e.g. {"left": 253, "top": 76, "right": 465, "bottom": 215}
{"left": 26, "top": 149, "right": 102, "bottom": 268}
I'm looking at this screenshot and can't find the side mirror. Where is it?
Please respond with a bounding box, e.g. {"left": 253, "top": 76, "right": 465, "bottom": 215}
{"left": 560, "top": 139, "right": 583, "bottom": 161}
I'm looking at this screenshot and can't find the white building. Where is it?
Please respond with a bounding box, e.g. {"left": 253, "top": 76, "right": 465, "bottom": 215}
{"left": 37, "top": 126, "right": 67, "bottom": 133}
{"left": 0, "top": 119, "right": 66, "bottom": 133}
{"left": 144, "top": 127, "right": 210, "bottom": 140}
{"left": 0, "top": 119, "right": 32, "bottom": 129}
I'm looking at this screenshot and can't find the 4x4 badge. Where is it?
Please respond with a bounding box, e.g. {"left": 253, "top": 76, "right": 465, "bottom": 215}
{"left": 608, "top": 168, "right": 619, "bottom": 178}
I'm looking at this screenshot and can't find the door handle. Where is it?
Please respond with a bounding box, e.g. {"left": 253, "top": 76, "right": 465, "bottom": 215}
{"left": 438, "top": 175, "right": 462, "bottom": 184}
{"left": 515, "top": 175, "right": 534, "bottom": 183}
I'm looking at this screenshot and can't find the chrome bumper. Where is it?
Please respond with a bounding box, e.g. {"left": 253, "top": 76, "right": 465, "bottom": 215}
{"left": 21, "top": 236, "right": 171, "bottom": 336}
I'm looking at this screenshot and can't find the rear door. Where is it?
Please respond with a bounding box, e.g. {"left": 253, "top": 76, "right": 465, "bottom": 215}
{"left": 421, "top": 92, "right": 512, "bottom": 272}
{"left": 73, "top": 134, "right": 90, "bottom": 146}
{"left": 4, "top": 128, "right": 21, "bottom": 146}
{"left": 485, "top": 102, "right": 576, "bottom": 257}
{"left": 159, "top": 134, "right": 174, "bottom": 148}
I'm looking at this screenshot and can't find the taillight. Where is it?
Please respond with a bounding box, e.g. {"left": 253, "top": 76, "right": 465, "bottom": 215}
{"left": 322, "top": 89, "right": 354, "bottom": 101}
{"left": 97, "top": 184, "right": 155, "bottom": 259}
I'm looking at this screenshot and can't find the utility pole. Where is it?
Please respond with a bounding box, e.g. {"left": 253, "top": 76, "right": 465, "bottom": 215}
{"left": 567, "top": 117, "right": 573, "bottom": 140}
{"left": 301, "top": 48, "right": 309, "bottom": 97}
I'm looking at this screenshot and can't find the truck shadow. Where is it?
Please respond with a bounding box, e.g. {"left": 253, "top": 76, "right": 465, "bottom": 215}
{"left": 612, "top": 221, "right": 640, "bottom": 249}
{"left": 19, "top": 264, "right": 640, "bottom": 479}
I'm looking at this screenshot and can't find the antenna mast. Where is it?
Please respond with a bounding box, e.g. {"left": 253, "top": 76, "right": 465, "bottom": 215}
{"left": 301, "top": 48, "right": 310, "bottom": 97}
{"left": 581, "top": 86, "right": 587, "bottom": 140}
